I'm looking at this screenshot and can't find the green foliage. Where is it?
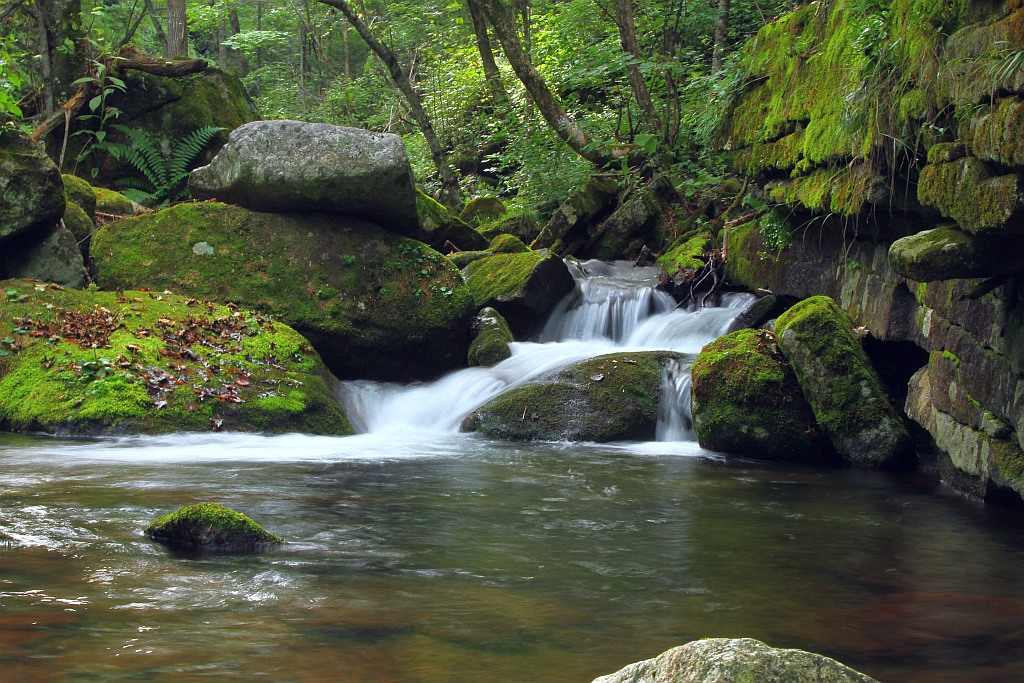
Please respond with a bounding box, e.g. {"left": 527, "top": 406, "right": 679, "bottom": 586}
{"left": 105, "top": 124, "right": 225, "bottom": 206}
{"left": 758, "top": 209, "right": 794, "bottom": 251}
{"left": 0, "top": 34, "right": 29, "bottom": 121}
{"left": 70, "top": 53, "right": 127, "bottom": 176}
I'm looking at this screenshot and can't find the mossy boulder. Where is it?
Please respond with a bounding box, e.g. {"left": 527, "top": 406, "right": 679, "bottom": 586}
{"left": 488, "top": 233, "right": 529, "bottom": 254}
{"left": 462, "top": 251, "right": 575, "bottom": 335}
{"left": 93, "top": 187, "right": 136, "bottom": 217}
{"left": 592, "top": 638, "right": 880, "bottom": 683}
{"left": 775, "top": 296, "right": 912, "bottom": 468}
{"left": 71, "top": 66, "right": 258, "bottom": 185}
{"left": 0, "top": 126, "right": 64, "bottom": 245}
{"left": 691, "top": 329, "right": 833, "bottom": 462}
{"left": 0, "top": 279, "right": 352, "bottom": 436}
{"left": 463, "top": 352, "right": 679, "bottom": 442}
{"left": 62, "top": 202, "right": 93, "bottom": 257}
{"left": 467, "top": 307, "right": 514, "bottom": 367}
{"left": 459, "top": 196, "right": 505, "bottom": 226}
{"left": 917, "top": 157, "right": 1024, "bottom": 234}
{"left": 62, "top": 174, "right": 96, "bottom": 220}
{"left": 91, "top": 202, "right": 475, "bottom": 381}
{"left": 415, "top": 189, "right": 488, "bottom": 251}
{"left": 479, "top": 210, "right": 542, "bottom": 244}
{"left": 447, "top": 250, "right": 493, "bottom": 269}
{"left": 888, "top": 225, "right": 1024, "bottom": 281}
{"left": 189, "top": 120, "right": 420, "bottom": 235}
{"left": 658, "top": 230, "right": 713, "bottom": 274}
{"left": 145, "top": 503, "right": 283, "bottom": 553}
{"left": 533, "top": 175, "right": 620, "bottom": 250}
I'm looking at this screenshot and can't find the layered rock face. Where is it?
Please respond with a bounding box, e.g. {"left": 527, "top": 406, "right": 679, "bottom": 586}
{"left": 718, "top": 0, "right": 1024, "bottom": 501}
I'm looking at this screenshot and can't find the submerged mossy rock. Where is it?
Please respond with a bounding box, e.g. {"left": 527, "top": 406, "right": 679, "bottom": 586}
{"left": 0, "top": 126, "right": 65, "bottom": 245}
{"left": 592, "top": 638, "right": 880, "bottom": 683}
{"left": 62, "top": 174, "right": 96, "bottom": 220}
{"left": 463, "top": 352, "right": 679, "bottom": 442}
{"left": 145, "top": 503, "right": 283, "bottom": 553}
{"left": 190, "top": 120, "right": 419, "bottom": 234}
{"left": 775, "top": 296, "right": 912, "bottom": 468}
{"left": 691, "top": 329, "right": 832, "bottom": 462}
{"left": 0, "top": 279, "right": 352, "bottom": 436}
{"left": 92, "top": 202, "right": 475, "bottom": 381}
{"left": 467, "top": 307, "right": 514, "bottom": 367}
{"left": 462, "top": 251, "right": 575, "bottom": 335}
{"left": 888, "top": 225, "right": 1024, "bottom": 281}
{"left": 415, "top": 190, "right": 488, "bottom": 251}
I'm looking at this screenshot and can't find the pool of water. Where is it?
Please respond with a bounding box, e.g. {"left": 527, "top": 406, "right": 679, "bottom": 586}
{"left": 1, "top": 431, "right": 1023, "bottom": 682}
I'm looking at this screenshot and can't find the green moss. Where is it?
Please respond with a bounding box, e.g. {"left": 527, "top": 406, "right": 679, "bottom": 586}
{"left": 917, "top": 157, "right": 1022, "bottom": 234}
{"left": 145, "top": 502, "right": 283, "bottom": 551}
{"left": 488, "top": 233, "right": 530, "bottom": 254}
{"left": 657, "top": 231, "right": 712, "bottom": 273}
{"left": 463, "top": 251, "right": 547, "bottom": 306}
{"left": 0, "top": 278, "right": 352, "bottom": 436}
{"left": 459, "top": 196, "right": 505, "bottom": 226}
{"left": 62, "top": 202, "right": 93, "bottom": 256}
{"left": 926, "top": 142, "right": 967, "bottom": 165}
{"left": 691, "top": 328, "right": 828, "bottom": 461}
{"left": 967, "top": 96, "right": 1024, "bottom": 167}
{"left": 467, "top": 307, "right": 514, "bottom": 367}
{"left": 93, "top": 187, "right": 135, "bottom": 216}
{"left": 775, "top": 295, "right": 911, "bottom": 466}
{"left": 62, "top": 174, "right": 96, "bottom": 219}
{"left": 91, "top": 202, "right": 475, "bottom": 380}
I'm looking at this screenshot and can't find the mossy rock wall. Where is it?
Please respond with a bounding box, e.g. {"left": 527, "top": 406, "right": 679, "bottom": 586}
{"left": 691, "top": 328, "right": 833, "bottom": 462}
{"left": 0, "top": 279, "right": 352, "bottom": 436}
{"left": 91, "top": 202, "right": 475, "bottom": 381}
{"left": 463, "top": 351, "right": 679, "bottom": 442}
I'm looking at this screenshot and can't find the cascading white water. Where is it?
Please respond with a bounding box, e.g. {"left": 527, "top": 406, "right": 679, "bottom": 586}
{"left": 341, "top": 260, "right": 752, "bottom": 441}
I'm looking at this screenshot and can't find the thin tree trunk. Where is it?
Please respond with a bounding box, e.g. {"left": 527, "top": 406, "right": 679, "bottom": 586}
{"left": 471, "top": 0, "right": 612, "bottom": 167}
{"left": 144, "top": 0, "right": 167, "bottom": 50}
{"left": 612, "top": 0, "right": 661, "bottom": 133}
{"left": 342, "top": 21, "right": 352, "bottom": 80}
{"left": 165, "top": 0, "right": 188, "bottom": 58}
{"left": 465, "top": 0, "right": 509, "bottom": 109}
{"left": 711, "top": 0, "right": 730, "bottom": 75}
{"left": 317, "top": 0, "right": 462, "bottom": 206}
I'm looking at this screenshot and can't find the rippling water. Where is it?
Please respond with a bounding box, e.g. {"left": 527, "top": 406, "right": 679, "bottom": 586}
{"left": 2, "top": 263, "right": 1024, "bottom": 681}
{"left": 2, "top": 433, "right": 1024, "bottom": 682}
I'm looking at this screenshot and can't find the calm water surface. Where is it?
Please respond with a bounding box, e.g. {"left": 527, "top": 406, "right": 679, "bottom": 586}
{"left": 1, "top": 431, "right": 1023, "bottom": 683}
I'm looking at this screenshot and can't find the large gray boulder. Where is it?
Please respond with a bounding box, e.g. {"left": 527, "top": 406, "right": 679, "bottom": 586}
{"left": 592, "top": 638, "right": 880, "bottom": 683}
{"left": 189, "top": 120, "right": 419, "bottom": 234}
{"left": 774, "top": 296, "right": 912, "bottom": 468}
{"left": 4, "top": 223, "right": 85, "bottom": 288}
{"left": 0, "top": 126, "right": 65, "bottom": 245}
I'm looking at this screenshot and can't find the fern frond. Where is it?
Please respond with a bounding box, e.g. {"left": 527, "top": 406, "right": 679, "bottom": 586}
{"left": 109, "top": 124, "right": 166, "bottom": 191}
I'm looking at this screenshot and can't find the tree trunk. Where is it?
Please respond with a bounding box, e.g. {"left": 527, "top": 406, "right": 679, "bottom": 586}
{"left": 465, "top": 0, "right": 509, "bottom": 109}
{"left": 711, "top": 0, "right": 730, "bottom": 75}
{"left": 470, "top": 0, "right": 612, "bottom": 167}
{"left": 612, "top": 0, "right": 661, "bottom": 134}
{"left": 227, "top": 8, "right": 249, "bottom": 76}
{"left": 144, "top": 0, "right": 167, "bottom": 51}
{"left": 33, "top": 0, "right": 85, "bottom": 117}
{"left": 317, "top": 0, "right": 462, "bottom": 206}
{"left": 165, "top": 0, "right": 188, "bottom": 58}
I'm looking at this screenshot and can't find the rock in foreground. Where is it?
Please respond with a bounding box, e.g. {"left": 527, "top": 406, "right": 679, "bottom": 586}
{"left": 592, "top": 638, "right": 880, "bottom": 683}
{"left": 145, "top": 503, "right": 283, "bottom": 553}
{"left": 189, "top": 120, "right": 419, "bottom": 233}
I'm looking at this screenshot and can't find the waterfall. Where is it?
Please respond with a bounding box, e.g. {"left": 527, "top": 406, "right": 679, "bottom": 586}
{"left": 341, "top": 260, "right": 752, "bottom": 441}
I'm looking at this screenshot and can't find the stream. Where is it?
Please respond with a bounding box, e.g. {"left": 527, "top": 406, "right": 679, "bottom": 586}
{"left": 1, "top": 262, "right": 1024, "bottom": 682}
